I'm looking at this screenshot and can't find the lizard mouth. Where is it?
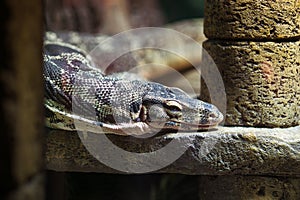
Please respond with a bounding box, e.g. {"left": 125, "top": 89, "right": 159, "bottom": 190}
{"left": 148, "top": 117, "right": 222, "bottom": 132}
{"left": 163, "top": 110, "right": 224, "bottom": 131}
{"left": 165, "top": 120, "right": 219, "bottom": 131}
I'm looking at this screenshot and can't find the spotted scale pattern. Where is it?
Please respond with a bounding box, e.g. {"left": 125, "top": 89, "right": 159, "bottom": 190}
{"left": 44, "top": 32, "right": 223, "bottom": 135}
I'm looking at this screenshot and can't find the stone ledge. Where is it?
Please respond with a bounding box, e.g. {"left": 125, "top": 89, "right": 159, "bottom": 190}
{"left": 45, "top": 126, "right": 300, "bottom": 176}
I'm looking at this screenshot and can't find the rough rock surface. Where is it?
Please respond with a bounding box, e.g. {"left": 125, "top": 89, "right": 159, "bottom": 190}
{"left": 202, "top": 40, "right": 300, "bottom": 127}
{"left": 204, "top": 0, "right": 300, "bottom": 40}
{"left": 199, "top": 176, "right": 300, "bottom": 200}
{"left": 45, "top": 126, "right": 300, "bottom": 176}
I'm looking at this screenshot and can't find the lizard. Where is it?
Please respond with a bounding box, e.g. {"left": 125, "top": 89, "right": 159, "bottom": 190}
{"left": 44, "top": 32, "right": 223, "bottom": 136}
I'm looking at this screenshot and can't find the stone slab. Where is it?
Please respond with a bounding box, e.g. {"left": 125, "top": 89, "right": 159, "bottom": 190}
{"left": 45, "top": 126, "right": 300, "bottom": 176}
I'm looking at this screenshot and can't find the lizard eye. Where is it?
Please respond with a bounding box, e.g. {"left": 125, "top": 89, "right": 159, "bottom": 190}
{"left": 165, "top": 101, "right": 183, "bottom": 119}
{"left": 165, "top": 101, "right": 182, "bottom": 111}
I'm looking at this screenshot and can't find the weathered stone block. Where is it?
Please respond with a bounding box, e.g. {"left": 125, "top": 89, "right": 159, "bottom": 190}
{"left": 204, "top": 0, "right": 300, "bottom": 40}
{"left": 202, "top": 40, "right": 300, "bottom": 127}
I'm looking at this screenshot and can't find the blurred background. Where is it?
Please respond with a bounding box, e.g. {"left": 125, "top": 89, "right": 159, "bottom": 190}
{"left": 45, "top": 0, "right": 204, "bottom": 34}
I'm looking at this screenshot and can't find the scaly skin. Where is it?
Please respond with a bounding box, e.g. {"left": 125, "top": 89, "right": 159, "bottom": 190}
{"left": 44, "top": 34, "right": 223, "bottom": 136}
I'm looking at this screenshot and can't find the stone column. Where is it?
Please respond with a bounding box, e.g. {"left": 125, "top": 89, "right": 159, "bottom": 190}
{"left": 202, "top": 0, "right": 300, "bottom": 127}
{"left": 199, "top": 0, "right": 300, "bottom": 199}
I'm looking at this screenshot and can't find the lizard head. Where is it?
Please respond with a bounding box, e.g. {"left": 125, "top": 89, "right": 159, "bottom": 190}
{"left": 132, "top": 82, "right": 223, "bottom": 132}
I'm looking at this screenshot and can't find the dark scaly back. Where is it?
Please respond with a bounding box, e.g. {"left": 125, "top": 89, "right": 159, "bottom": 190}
{"left": 44, "top": 38, "right": 150, "bottom": 125}
{"left": 44, "top": 41, "right": 95, "bottom": 111}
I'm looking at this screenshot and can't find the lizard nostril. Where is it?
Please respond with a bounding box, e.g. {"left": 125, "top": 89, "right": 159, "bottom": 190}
{"left": 209, "top": 113, "right": 217, "bottom": 119}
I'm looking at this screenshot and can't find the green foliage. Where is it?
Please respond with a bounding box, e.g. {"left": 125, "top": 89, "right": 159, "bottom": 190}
{"left": 160, "top": 0, "right": 205, "bottom": 22}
